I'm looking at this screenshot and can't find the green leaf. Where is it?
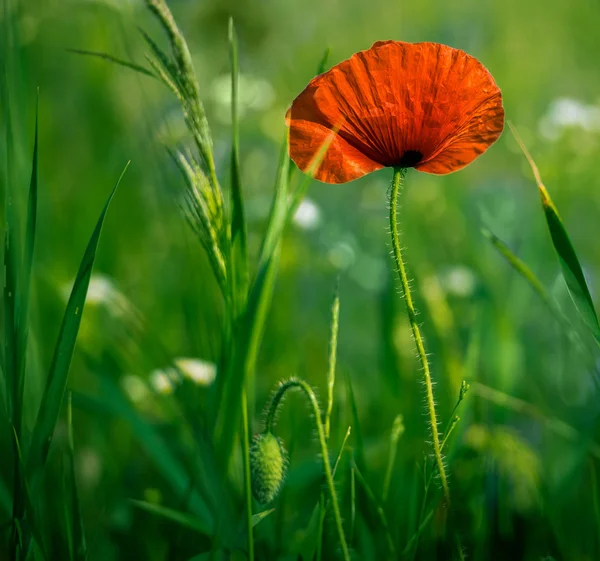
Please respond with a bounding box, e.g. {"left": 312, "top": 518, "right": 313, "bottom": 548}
{"left": 344, "top": 371, "right": 365, "bottom": 472}
{"left": 316, "top": 47, "right": 331, "bottom": 75}
{"left": 214, "top": 135, "right": 290, "bottom": 464}
{"left": 67, "top": 49, "right": 156, "bottom": 78}
{"left": 12, "top": 92, "right": 39, "bottom": 464}
{"left": 509, "top": 123, "right": 600, "bottom": 345}
{"left": 257, "top": 134, "right": 291, "bottom": 272}
{"left": 228, "top": 18, "right": 248, "bottom": 319}
{"left": 251, "top": 509, "right": 275, "bottom": 528}
{"left": 130, "top": 500, "right": 211, "bottom": 536}
{"left": 26, "top": 163, "right": 128, "bottom": 480}
{"left": 67, "top": 392, "right": 87, "bottom": 561}
{"left": 324, "top": 282, "right": 340, "bottom": 440}
{"left": 482, "top": 228, "right": 551, "bottom": 306}
{"left": 3, "top": 55, "right": 18, "bottom": 433}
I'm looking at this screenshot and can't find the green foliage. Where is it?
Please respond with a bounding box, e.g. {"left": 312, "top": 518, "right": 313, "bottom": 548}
{"left": 27, "top": 164, "right": 128, "bottom": 483}
{"left": 2, "top": 0, "right": 600, "bottom": 560}
{"left": 509, "top": 124, "right": 600, "bottom": 346}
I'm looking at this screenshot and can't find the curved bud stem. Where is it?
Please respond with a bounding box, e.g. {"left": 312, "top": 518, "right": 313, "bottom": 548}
{"left": 389, "top": 167, "right": 450, "bottom": 505}
{"left": 265, "top": 378, "right": 350, "bottom": 561}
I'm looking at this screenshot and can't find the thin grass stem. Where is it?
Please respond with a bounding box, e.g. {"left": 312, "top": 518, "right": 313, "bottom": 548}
{"left": 241, "top": 389, "right": 254, "bottom": 561}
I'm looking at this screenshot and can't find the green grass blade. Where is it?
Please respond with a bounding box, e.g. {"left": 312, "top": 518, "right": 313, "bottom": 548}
{"left": 482, "top": 228, "right": 551, "bottom": 306}
{"left": 67, "top": 393, "right": 87, "bottom": 561}
{"left": 67, "top": 49, "right": 156, "bottom": 78}
{"left": 214, "top": 136, "right": 290, "bottom": 463}
{"left": 382, "top": 415, "right": 405, "bottom": 502}
{"left": 353, "top": 463, "right": 396, "bottom": 557}
{"left": 13, "top": 88, "right": 39, "bottom": 427}
{"left": 256, "top": 134, "right": 291, "bottom": 272}
{"left": 324, "top": 282, "right": 340, "bottom": 440}
{"left": 10, "top": 93, "right": 40, "bottom": 558}
{"left": 2, "top": 69, "right": 26, "bottom": 558}
{"left": 130, "top": 500, "right": 211, "bottom": 536}
{"left": 315, "top": 426, "right": 351, "bottom": 560}
{"left": 251, "top": 509, "right": 275, "bottom": 528}
{"left": 509, "top": 123, "right": 600, "bottom": 345}
{"left": 3, "top": 54, "right": 18, "bottom": 426}
{"left": 287, "top": 47, "right": 331, "bottom": 186}
{"left": 26, "top": 163, "right": 129, "bottom": 479}
{"left": 402, "top": 509, "right": 434, "bottom": 558}
{"left": 344, "top": 371, "right": 365, "bottom": 471}
{"left": 285, "top": 125, "right": 338, "bottom": 226}
{"left": 228, "top": 18, "right": 248, "bottom": 318}
{"left": 316, "top": 47, "right": 331, "bottom": 75}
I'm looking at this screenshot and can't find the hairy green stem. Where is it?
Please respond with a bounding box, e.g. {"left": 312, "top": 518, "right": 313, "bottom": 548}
{"left": 389, "top": 167, "right": 450, "bottom": 505}
{"left": 265, "top": 378, "right": 350, "bottom": 561}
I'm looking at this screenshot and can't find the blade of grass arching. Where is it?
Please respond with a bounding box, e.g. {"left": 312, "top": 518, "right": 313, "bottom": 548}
{"left": 509, "top": 123, "right": 600, "bottom": 346}
{"left": 482, "top": 228, "right": 551, "bottom": 307}
{"left": 471, "top": 381, "right": 600, "bottom": 459}
{"left": 66, "top": 393, "right": 87, "bottom": 561}
{"left": 130, "top": 500, "right": 211, "bottom": 535}
{"left": 67, "top": 49, "right": 155, "bottom": 78}
{"left": 26, "top": 163, "right": 129, "bottom": 481}
{"left": 483, "top": 228, "right": 594, "bottom": 358}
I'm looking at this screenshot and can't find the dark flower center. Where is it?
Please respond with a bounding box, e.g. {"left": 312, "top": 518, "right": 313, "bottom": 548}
{"left": 397, "top": 150, "right": 423, "bottom": 168}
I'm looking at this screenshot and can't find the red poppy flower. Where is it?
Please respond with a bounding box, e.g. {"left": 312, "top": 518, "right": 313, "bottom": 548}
{"left": 287, "top": 41, "right": 504, "bottom": 184}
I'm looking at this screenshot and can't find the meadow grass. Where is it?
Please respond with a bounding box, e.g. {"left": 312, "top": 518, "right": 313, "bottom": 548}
{"left": 2, "top": 0, "right": 600, "bottom": 560}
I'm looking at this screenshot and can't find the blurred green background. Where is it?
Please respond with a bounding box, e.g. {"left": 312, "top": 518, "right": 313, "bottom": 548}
{"left": 2, "top": 0, "right": 600, "bottom": 559}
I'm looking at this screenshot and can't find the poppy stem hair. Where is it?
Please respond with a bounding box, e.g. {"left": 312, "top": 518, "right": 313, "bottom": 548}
{"left": 389, "top": 167, "right": 451, "bottom": 505}
{"left": 263, "top": 377, "right": 351, "bottom": 561}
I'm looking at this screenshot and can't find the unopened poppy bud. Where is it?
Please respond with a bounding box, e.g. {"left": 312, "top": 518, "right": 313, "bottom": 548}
{"left": 250, "top": 432, "right": 287, "bottom": 504}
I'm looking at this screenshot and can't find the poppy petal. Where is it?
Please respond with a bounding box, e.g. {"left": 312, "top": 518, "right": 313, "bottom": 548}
{"left": 414, "top": 94, "right": 504, "bottom": 174}
{"left": 287, "top": 40, "right": 504, "bottom": 182}
{"left": 287, "top": 108, "right": 384, "bottom": 184}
